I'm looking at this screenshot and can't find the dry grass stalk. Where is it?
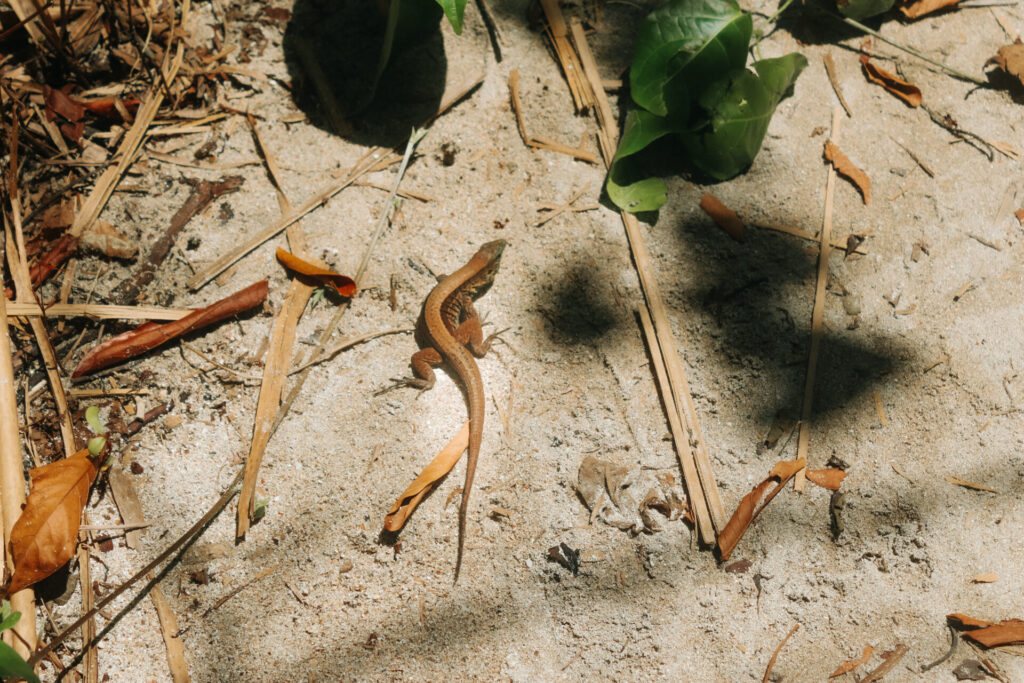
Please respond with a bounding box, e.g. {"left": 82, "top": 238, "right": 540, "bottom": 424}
{"left": 237, "top": 119, "right": 318, "bottom": 539}
{"left": 5, "top": 302, "right": 192, "bottom": 320}
{"left": 755, "top": 223, "right": 867, "bottom": 254}
{"left": 0, "top": 269, "right": 36, "bottom": 659}
{"left": 795, "top": 108, "right": 842, "bottom": 492}
{"left": 509, "top": 70, "right": 597, "bottom": 164}
{"left": 147, "top": 573, "right": 190, "bottom": 683}
{"left": 823, "top": 53, "right": 852, "bottom": 117}
{"left": 570, "top": 20, "right": 725, "bottom": 538}
{"left": 763, "top": 624, "right": 800, "bottom": 683}
{"left": 78, "top": 543, "right": 97, "bottom": 683}
{"left": 538, "top": 0, "right": 593, "bottom": 113}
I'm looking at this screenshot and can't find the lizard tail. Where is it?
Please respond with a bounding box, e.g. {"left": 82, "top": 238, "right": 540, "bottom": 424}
{"left": 453, "top": 419, "right": 482, "bottom": 584}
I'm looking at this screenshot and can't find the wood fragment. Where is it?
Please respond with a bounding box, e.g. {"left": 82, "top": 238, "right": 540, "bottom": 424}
{"left": 538, "top": 0, "right": 593, "bottom": 113}
{"left": 823, "top": 53, "right": 852, "bottom": 117}
{"left": 945, "top": 476, "right": 999, "bottom": 493}
{"left": 147, "top": 573, "right": 190, "bottom": 683}
{"left": 873, "top": 392, "right": 888, "bottom": 426}
{"left": 762, "top": 624, "right": 799, "bottom": 683}
{"left": 78, "top": 543, "right": 97, "bottom": 683}
{"left": 795, "top": 109, "right": 842, "bottom": 492}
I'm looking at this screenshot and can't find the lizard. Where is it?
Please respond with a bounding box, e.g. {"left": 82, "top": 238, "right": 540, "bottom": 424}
{"left": 402, "top": 239, "right": 507, "bottom": 581}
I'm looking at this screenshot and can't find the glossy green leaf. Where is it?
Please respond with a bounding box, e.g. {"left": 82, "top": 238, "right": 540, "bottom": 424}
{"left": 836, "top": 0, "right": 895, "bottom": 20}
{"left": 88, "top": 436, "right": 107, "bottom": 456}
{"left": 607, "top": 109, "right": 677, "bottom": 212}
{"left": 677, "top": 53, "right": 807, "bottom": 180}
{"left": 0, "top": 639, "right": 40, "bottom": 683}
{"left": 435, "top": 0, "right": 467, "bottom": 33}
{"left": 0, "top": 601, "right": 19, "bottom": 633}
{"left": 630, "top": 0, "right": 752, "bottom": 117}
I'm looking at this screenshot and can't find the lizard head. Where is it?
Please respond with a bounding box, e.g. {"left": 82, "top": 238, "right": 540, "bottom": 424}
{"left": 464, "top": 239, "right": 507, "bottom": 299}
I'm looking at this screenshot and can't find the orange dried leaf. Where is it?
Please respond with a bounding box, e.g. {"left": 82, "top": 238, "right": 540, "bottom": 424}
{"left": 988, "top": 42, "right": 1024, "bottom": 88}
{"left": 971, "top": 573, "right": 998, "bottom": 583}
{"left": 900, "top": 0, "right": 960, "bottom": 18}
{"left": 806, "top": 468, "right": 847, "bottom": 490}
{"left": 948, "top": 613, "right": 1024, "bottom": 647}
{"left": 824, "top": 141, "right": 871, "bottom": 205}
{"left": 276, "top": 249, "right": 356, "bottom": 297}
{"left": 72, "top": 280, "right": 269, "bottom": 377}
{"left": 829, "top": 645, "right": 873, "bottom": 678}
{"left": 383, "top": 422, "right": 469, "bottom": 532}
{"left": 7, "top": 449, "right": 99, "bottom": 594}
{"left": 860, "top": 54, "right": 922, "bottom": 107}
{"left": 717, "top": 458, "right": 805, "bottom": 561}
{"left": 699, "top": 193, "right": 744, "bottom": 241}
{"left": 1015, "top": 209, "right": 1024, "bottom": 227}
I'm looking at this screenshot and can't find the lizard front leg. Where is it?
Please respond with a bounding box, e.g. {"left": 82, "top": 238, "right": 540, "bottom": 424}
{"left": 405, "top": 346, "right": 443, "bottom": 391}
{"left": 454, "top": 298, "right": 501, "bottom": 358}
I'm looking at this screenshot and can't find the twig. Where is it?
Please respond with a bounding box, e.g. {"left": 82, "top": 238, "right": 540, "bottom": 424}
{"left": 475, "top": 0, "right": 503, "bottom": 63}
{"left": 287, "top": 329, "right": 413, "bottom": 375}
{"left": 201, "top": 566, "right": 276, "bottom": 618}
{"left": 763, "top": 623, "right": 799, "bottom": 683}
{"left": 28, "top": 469, "right": 245, "bottom": 667}
{"left": 921, "top": 625, "right": 957, "bottom": 672}
{"left": 753, "top": 222, "right": 867, "bottom": 254}
{"left": 111, "top": 176, "right": 244, "bottom": 305}
{"left": 795, "top": 108, "right": 842, "bottom": 492}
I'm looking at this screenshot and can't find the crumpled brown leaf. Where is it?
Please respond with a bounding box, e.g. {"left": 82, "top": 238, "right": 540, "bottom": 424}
{"left": 7, "top": 449, "right": 99, "bottom": 594}
{"left": 900, "top": 0, "right": 960, "bottom": 18}
{"left": 948, "top": 613, "right": 1024, "bottom": 647}
{"left": 806, "top": 468, "right": 847, "bottom": 490}
{"left": 860, "top": 54, "right": 922, "bottom": 107}
{"left": 825, "top": 141, "right": 871, "bottom": 205}
{"left": 577, "top": 456, "right": 687, "bottom": 533}
{"left": 987, "top": 41, "right": 1024, "bottom": 89}
{"left": 717, "top": 458, "right": 805, "bottom": 561}
{"left": 79, "top": 220, "right": 138, "bottom": 260}
{"left": 829, "top": 645, "right": 873, "bottom": 678}
{"left": 383, "top": 422, "right": 468, "bottom": 532}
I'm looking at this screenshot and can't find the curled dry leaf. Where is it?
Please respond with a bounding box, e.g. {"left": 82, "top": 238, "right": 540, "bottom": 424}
{"left": 805, "top": 468, "right": 847, "bottom": 490}
{"left": 383, "top": 421, "right": 469, "bottom": 533}
{"left": 987, "top": 42, "right": 1024, "bottom": 89}
{"left": 275, "top": 248, "right": 356, "bottom": 297}
{"left": 860, "top": 54, "right": 922, "bottom": 107}
{"left": 43, "top": 85, "right": 85, "bottom": 123}
{"left": 824, "top": 141, "right": 871, "bottom": 205}
{"left": 947, "top": 613, "right": 1024, "bottom": 647}
{"left": 900, "top": 0, "right": 960, "bottom": 18}
{"left": 699, "top": 193, "right": 744, "bottom": 241}
{"left": 80, "top": 220, "right": 137, "bottom": 260}
{"left": 717, "top": 458, "right": 805, "bottom": 561}
{"left": 72, "top": 280, "right": 269, "bottom": 377}
{"left": 7, "top": 449, "right": 99, "bottom": 594}
{"left": 829, "top": 645, "right": 873, "bottom": 678}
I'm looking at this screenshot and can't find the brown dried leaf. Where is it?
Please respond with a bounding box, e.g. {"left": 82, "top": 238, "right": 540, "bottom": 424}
{"left": 717, "top": 458, "right": 805, "bottom": 561}
{"left": 829, "top": 645, "right": 873, "bottom": 678}
{"left": 900, "top": 0, "right": 960, "bottom": 18}
{"left": 824, "top": 141, "right": 871, "bottom": 205}
{"left": 80, "top": 220, "right": 138, "bottom": 260}
{"left": 383, "top": 422, "right": 469, "bottom": 532}
{"left": 1015, "top": 209, "right": 1024, "bottom": 227}
{"left": 72, "top": 280, "right": 269, "bottom": 377}
{"left": 699, "top": 193, "right": 744, "bottom": 241}
{"left": 276, "top": 248, "right": 356, "bottom": 297}
{"left": 987, "top": 42, "right": 1024, "bottom": 88}
{"left": 806, "top": 468, "right": 847, "bottom": 490}
{"left": 43, "top": 85, "right": 86, "bottom": 122}
{"left": 948, "top": 613, "right": 1024, "bottom": 647}
{"left": 7, "top": 449, "right": 99, "bottom": 594}
{"left": 860, "top": 54, "right": 923, "bottom": 107}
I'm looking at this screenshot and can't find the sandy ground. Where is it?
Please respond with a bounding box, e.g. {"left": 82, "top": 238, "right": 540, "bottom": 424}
{"left": 34, "top": 0, "right": 1024, "bottom": 680}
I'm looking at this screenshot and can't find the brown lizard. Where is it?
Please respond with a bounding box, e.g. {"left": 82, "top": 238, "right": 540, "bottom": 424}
{"left": 403, "top": 239, "right": 506, "bottom": 581}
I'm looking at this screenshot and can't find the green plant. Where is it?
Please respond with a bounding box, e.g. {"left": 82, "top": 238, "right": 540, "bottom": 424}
{"left": 0, "top": 601, "right": 40, "bottom": 683}
{"left": 607, "top": 0, "right": 807, "bottom": 212}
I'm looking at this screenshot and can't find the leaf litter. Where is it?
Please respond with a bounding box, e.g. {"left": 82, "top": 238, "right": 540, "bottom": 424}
{"left": 860, "top": 54, "right": 923, "bottom": 107}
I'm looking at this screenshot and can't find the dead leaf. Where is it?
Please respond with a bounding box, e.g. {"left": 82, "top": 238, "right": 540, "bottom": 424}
{"left": 723, "top": 558, "right": 752, "bottom": 574}
{"left": 824, "top": 141, "right": 871, "bottom": 204}
{"left": 43, "top": 85, "right": 86, "bottom": 122}
{"left": 1015, "top": 209, "right": 1024, "bottom": 227}
{"left": 699, "top": 193, "right": 744, "bottom": 241}
{"left": 971, "top": 573, "right": 998, "bottom": 583}
{"left": 829, "top": 645, "right": 873, "bottom": 678}
{"left": 860, "top": 54, "right": 923, "bottom": 107}
{"left": 948, "top": 613, "right": 1024, "bottom": 647}
{"left": 7, "top": 449, "right": 99, "bottom": 594}
{"left": 987, "top": 42, "right": 1024, "bottom": 88}
{"left": 383, "top": 421, "right": 469, "bottom": 532}
{"left": 717, "top": 458, "right": 805, "bottom": 561}
{"left": 900, "top": 0, "right": 960, "bottom": 18}
{"left": 276, "top": 248, "right": 356, "bottom": 297}
{"left": 72, "top": 280, "right": 269, "bottom": 377}
{"left": 80, "top": 220, "right": 138, "bottom": 260}
{"left": 806, "top": 468, "right": 847, "bottom": 490}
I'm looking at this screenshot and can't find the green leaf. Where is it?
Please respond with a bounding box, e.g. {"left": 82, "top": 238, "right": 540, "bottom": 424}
{"left": 0, "top": 639, "right": 40, "bottom": 683}
{"left": 606, "top": 109, "right": 678, "bottom": 212}
{"left": 85, "top": 405, "right": 106, "bottom": 435}
{"left": 0, "top": 603, "right": 19, "bottom": 633}
{"left": 435, "top": 0, "right": 467, "bottom": 33}
{"left": 87, "top": 436, "right": 107, "bottom": 456}
{"left": 836, "top": 0, "right": 895, "bottom": 20}
{"left": 630, "top": 0, "right": 752, "bottom": 117}
{"left": 676, "top": 52, "right": 807, "bottom": 180}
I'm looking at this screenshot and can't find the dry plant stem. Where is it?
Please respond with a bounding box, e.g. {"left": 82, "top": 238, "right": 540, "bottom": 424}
{"left": 237, "top": 119, "right": 317, "bottom": 538}
{"left": 795, "top": 108, "right": 842, "bottom": 492}
{"left": 78, "top": 543, "right": 97, "bottom": 683}
{"left": 5, "top": 302, "right": 193, "bottom": 320}
{"left": 147, "top": 572, "right": 190, "bottom": 683}
{"left": 27, "top": 469, "right": 244, "bottom": 668}
{"left": 538, "top": 0, "right": 592, "bottom": 112}
{"left": 570, "top": 20, "right": 725, "bottom": 538}
{"left": 0, "top": 263, "right": 36, "bottom": 658}
{"left": 755, "top": 223, "right": 866, "bottom": 254}
{"left": 637, "top": 307, "right": 714, "bottom": 540}
{"left": 287, "top": 329, "right": 412, "bottom": 375}
{"left": 763, "top": 624, "right": 799, "bottom": 683}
